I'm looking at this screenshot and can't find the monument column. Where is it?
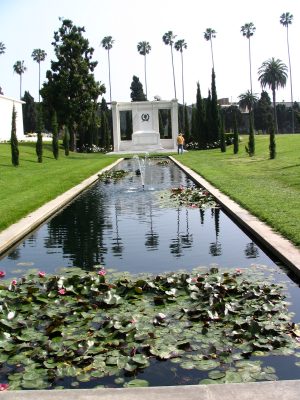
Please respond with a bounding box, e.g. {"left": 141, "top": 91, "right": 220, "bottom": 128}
{"left": 111, "top": 101, "right": 120, "bottom": 152}
{"left": 171, "top": 99, "right": 178, "bottom": 149}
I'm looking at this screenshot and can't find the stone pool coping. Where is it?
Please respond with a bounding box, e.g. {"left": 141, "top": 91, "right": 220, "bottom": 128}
{"left": 170, "top": 157, "right": 300, "bottom": 277}
{"left": 0, "top": 156, "right": 300, "bottom": 399}
{"left": 0, "top": 380, "right": 300, "bottom": 400}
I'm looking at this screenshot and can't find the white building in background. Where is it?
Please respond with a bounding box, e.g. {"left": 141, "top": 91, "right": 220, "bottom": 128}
{"left": 0, "top": 95, "right": 25, "bottom": 142}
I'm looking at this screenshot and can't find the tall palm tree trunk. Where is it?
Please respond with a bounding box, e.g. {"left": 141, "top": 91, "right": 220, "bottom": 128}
{"left": 272, "top": 88, "right": 278, "bottom": 134}
{"left": 144, "top": 53, "right": 148, "bottom": 100}
{"left": 210, "top": 39, "right": 215, "bottom": 70}
{"left": 248, "top": 38, "right": 253, "bottom": 95}
{"left": 286, "top": 27, "right": 294, "bottom": 133}
{"left": 181, "top": 51, "right": 185, "bottom": 131}
{"left": 107, "top": 50, "right": 112, "bottom": 103}
{"left": 170, "top": 46, "right": 176, "bottom": 99}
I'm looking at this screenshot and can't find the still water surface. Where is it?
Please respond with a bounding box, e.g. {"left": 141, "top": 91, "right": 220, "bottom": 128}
{"left": 1, "top": 158, "right": 300, "bottom": 386}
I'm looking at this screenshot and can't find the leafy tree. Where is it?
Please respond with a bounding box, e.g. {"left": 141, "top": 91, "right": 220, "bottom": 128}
{"left": 137, "top": 41, "right": 151, "bottom": 100}
{"left": 13, "top": 60, "right": 26, "bottom": 99}
{"left": 101, "top": 36, "right": 114, "bottom": 103}
{"left": 204, "top": 28, "right": 216, "bottom": 70}
{"left": 41, "top": 18, "right": 105, "bottom": 150}
{"left": 175, "top": 39, "right": 187, "bottom": 129}
{"left": 51, "top": 111, "right": 59, "bottom": 159}
{"left": 36, "top": 107, "right": 43, "bottom": 163}
{"left": 223, "top": 105, "right": 242, "bottom": 132}
{"left": 280, "top": 12, "right": 294, "bottom": 133}
{"left": 22, "top": 91, "right": 36, "bottom": 133}
{"left": 241, "top": 22, "right": 256, "bottom": 95}
{"left": 258, "top": 58, "right": 288, "bottom": 133}
{"left": 31, "top": 49, "right": 47, "bottom": 103}
{"left": 0, "top": 41, "right": 5, "bottom": 54}
{"left": 11, "top": 105, "right": 19, "bottom": 166}
{"left": 130, "top": 75, "right": 146, "bottom": 101}
{"left": 162, "top": 31, "right": 177, "bottom": 98}
{"left": 254, "top": 91, "right": 272, "bottom": 133}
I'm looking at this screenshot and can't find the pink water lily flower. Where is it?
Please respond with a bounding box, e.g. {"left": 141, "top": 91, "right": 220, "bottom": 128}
{"left": 0, "top": 383, "right": 9, "bottom": 391}
{"left": 236, "top": 268, "right": 242, "bottom": 274}
{"left": 11, "top": 279, "right": 17, "bottom": 286}
{"left": 0, "top": 271, "right": 6, "bottom": 278}
{"left": 98, "top": 269, "right": 106, "bottom": 276}
{"left": 58, "top": 288, "right": 66, "bottom": 295}
{"left": 38, "top": 271, "right": 46, "bottom": 278}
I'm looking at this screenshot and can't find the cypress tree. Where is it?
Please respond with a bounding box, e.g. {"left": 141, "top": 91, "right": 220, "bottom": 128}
{"left": 11, "top": 104, "right": 19, "bottom": 166}
{"left": 220, "top": 115, "right": 226, "bottom": 152}
{"left": 268, "top": 116, "right": 276, "bottom": 159}
{"left": 36, "top": 107, "right": 43, "bottom": 163}
{"left": 63, "top": 126, "right": 70, "bottom": 156}
{"left": 101, "top": 112, "right": 110, "bottom": 152}
{"left": 233, "top": 111, "right": 239, "bottom": 154}
{"left": 210, "top": 69, "right": 220, "bottom": 143}
{"left": 195, "top": 82, "right": 206, "bottom": 148}
{"left": 51, "top": 111, "right": 59, "bottom": 159}
{"left": 246, "top": 112, "right": 255, "bottom": 156}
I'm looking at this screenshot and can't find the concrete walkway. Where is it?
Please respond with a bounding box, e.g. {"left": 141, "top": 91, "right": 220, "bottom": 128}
{"left": 0, "top": 156, "right": 300, "bottom": 398}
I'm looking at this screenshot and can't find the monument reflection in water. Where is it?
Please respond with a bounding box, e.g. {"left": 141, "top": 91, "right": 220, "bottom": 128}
{"left": 0, "top": 158, "right": 283, "bottom": 279}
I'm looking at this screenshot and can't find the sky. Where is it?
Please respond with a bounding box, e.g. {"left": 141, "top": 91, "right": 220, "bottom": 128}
{"left": 1, "top": 0, "right": 300, "bottom": 106}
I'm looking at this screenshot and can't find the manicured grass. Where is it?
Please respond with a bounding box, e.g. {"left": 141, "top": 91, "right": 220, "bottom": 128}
{"left": 175, "top": 134, "right": 300, "bottom": 247}
{"left": 0, "top": 143, "right": 119, "bottom": 232}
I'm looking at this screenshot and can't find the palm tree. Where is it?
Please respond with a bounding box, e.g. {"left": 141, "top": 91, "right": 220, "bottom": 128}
{"left": 241, "top": 23, "right": 256, "bottom": 95}
{"left": 204, "top": 28, "right": 216, "bottom": 70}
{"left": 13, "top": 60, "right": 27, "bottom": 99}
{"left": 137, "top": 41, "right": 151, "bottom": 100}
{"left": 31, "top": 49, "right": 47, "bottom": 102}
{"left": 101, "top": 36, "right": 114, "bottom": 103}
{"left": 0, "top": 42, "right": 6, "bottom": 55}
{"left": 238, "top": 90, "right": 258, "bottom": 113}
{"left": 174, "top": 39, "right": 187, "bottom": 131}
{"left": 258, "top": 58, "right": 288, "bottom": 133}
{"left": 280, "top": 12, "right": 294, "bottom": 133}
{"left": 162, "top": 31, "right": 177, "bottom": 99}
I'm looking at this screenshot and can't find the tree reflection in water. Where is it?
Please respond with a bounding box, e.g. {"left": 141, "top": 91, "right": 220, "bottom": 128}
{"left": 209, "top": 208, "right": 222, "bottom": 256}
{"left": 145, "top": 204, "right": 159, "bottom": 250}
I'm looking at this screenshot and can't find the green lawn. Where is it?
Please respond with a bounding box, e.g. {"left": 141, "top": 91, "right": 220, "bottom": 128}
{"left": 1, "top": 135, "right": 299, "bottom": 249}
{"left": 175, "top": 134, "right": 300, "bottom": 247}
{"left": 0, "top": 142, "right": 119, "bottom": 232}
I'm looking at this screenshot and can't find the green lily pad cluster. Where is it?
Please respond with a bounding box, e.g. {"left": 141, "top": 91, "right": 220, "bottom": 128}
{"left": 0, "top": 267, "right": 299, "bottom": 389}
{"left": 98, "top": 169, "right": 128, "bottom": 183}
{"left": 159, "top": 186, "right": 218, "bottom": 209}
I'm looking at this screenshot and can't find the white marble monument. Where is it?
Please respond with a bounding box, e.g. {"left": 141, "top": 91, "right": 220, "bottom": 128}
{"left": 111, "top": 100, "right": 178, "bottom": 152}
